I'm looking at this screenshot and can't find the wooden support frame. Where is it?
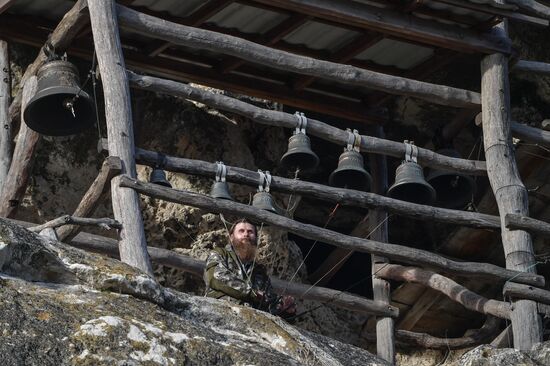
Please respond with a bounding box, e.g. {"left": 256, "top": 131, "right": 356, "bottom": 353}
{"left": 0, "top": 76, "right": 39, "bottom": 218}
{"left": 512, "top": 60, "right": 550, "bottom": 76}
{"left": 480, "top": 13, "right": 542, "bottom": 349}
{"left": 56, "top": 156, "right": 122, "bottom": 242}
{"left": 0, "top": 39, "right": 10, "bottom": 189}
{"left": 119, "top": 175, "right": 545, "bottom": 287}
{"left": 88, "top": 0, "right": 153, "bottom": 276}
{"left": 503, "top": 282, "right": 550, "bottom": 306}
{"left": 127, "top": 72, "right": 486, "bottom": 174}
{"left": 117, "top": 5, "right": 482, "bottom": 108}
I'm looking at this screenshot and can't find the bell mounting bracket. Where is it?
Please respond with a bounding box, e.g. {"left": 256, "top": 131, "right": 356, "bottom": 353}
{"left": 257, "top": 170, "right": 272, "bottom": 193}
{"left": 345, "top": 128, "right": 361, "bottom": 153}
{"left": 215, "top": 161, "right": 228, "bottom": 183}
{"left": 404, "top": 140, "right": 418, "bottom": 163}
{"left": 293, "top": 111, "right": 308, "bottom": 135}
{"left": 155, "top": 152, "right": 168, "bottom": 169}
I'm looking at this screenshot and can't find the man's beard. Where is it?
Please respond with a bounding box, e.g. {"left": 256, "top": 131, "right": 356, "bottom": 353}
{"left": 232, "top": 237, "right": 257, "bottom": 263}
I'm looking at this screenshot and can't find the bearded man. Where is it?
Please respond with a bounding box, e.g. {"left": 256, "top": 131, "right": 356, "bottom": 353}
{"left": 204, "top": 218, "right": 296, "bottom": 318}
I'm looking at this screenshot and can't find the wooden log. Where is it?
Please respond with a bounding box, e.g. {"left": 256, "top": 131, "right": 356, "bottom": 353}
{"left": 368, "top": 126, "right": 394, "bottom": 364}
{"left": 7, "top": 0, "right": 89, "bottom": 125}
{"left": 505, "top": 0, "right": 550, "bottom": 20}
{"left": 0, "top": 39, "right": 11, "bottom": 189}
{"left": 505, "top": 214, "right": 550, "bottom": 237}
{"left": 0, "top": 76, "right": 39, "bottom": 218}
{"left": 56, "top": 156, "right": 122, "bottom": 242}
{"left": 28, "top": 215, "right": 121, "bottom": 233}
{"left": 377, "top": 264, "right": 512, "bottom": 319}
{"left": 512, "top": 60, "right": 550, "bottom": 76}
{"left": 127, "top": 72, "right": 486, "bottom": 175}
{"left": 480, "top": 13, "right": 542, "bottom": 349}
{"left": 119, "top": 175, "right": 545, "bottom": 287}
{"left": 491, "top": 325, "right": 513, "bottom": 348}
{"left": 39, "top": 228, "right": 58, "bottom": 240}
{"left": 511, "top": 121, "right": 550, "bottom": 146}
{"left": 88, "top": 0, "right": 153, "bottom": 275}
{"left": 117, "top": 5, "right": 481, "bottom": 108}
{"left": 503, "top": 282, "right": 550, "bottom": 306}
{"left": 246, "top": 0, "right": 511, "bottom": 54}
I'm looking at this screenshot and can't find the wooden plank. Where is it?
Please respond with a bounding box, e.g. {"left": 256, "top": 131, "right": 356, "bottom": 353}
{"left": 88, "top": 0, "right": 153, "bottom": 276}
{"left": 119, "top": 175, "right": 546, "bottom": 287}
{"left": 0, "top": 40, "right": 11, "bottom": 189}
{"left": 512, "top": 60, "right": 550, "bottom": 76}
{"left": 480, "top": 13, "right": 542, "bottom": 349}
{"left": 397, "top": 289, "right": 443, "bottom": 330}
{"left": 7, "top": 0, "right": 89, "bottom": 126}
{"left": 247, "top": 0, "right": 511, "bottom": 54}
{"left": 0, "top": 76, "right": 39, "bottom": 218}
{"left": 56, "top": 156, "right": 122, "bottom": 242}
{"left": 116, "top": 4, "right": 483, "bottom": 108}
{"left": 127, "top": 72, "right": 487, "bottom": 174}
{"left": 503, "top": 282, "right": 550, "bottom": 306}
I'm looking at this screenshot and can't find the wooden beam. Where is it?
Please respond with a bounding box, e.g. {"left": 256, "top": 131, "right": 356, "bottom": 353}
{"left": 512, "top": 121, "right": 550, "bottom": 146}
{"left": 56, "top": 156, "right": 122, "bottom": 242}
{"left": 0, "top": 40, "right": 11, "bottom": 189}
{"left": 119, "top": 175, "right": 546, "bottom": 286}
{"left": 506, "top": 214, "right": 550, "bottom": 237}
{"left": 378, "top": 264, "right": 512, "bottom": 319}
{"left": 0, "top": 76, "right": 39, "bottom": 218}
{"left": 88, "top": 0, "right": 153, "bottom": 275}
{"left": 116, "top": 4, "right": 482, "bottom": 108}
{"left": 247, "top": 0, "right": 511, "bottom": 54}
{"left": 127, "top": 72, "right": 486, "bottom": 173}
{"left": 512, "top": 60, "right": 550, "bottom": 76}
{"left": 0, "top": 0, "right": 16, "bottom": 15}
{"left": 503, "top": 282, "right": 550, "bottom": 306}
{"left": 7, "top": 0, "right": 89, "bottom": 126}
{"left": 480, "top": 13, "right": 542, "bottom": 349}
{"left": 505, "top": 0, "right": 550, "bottom": 20}
{"left": 397, "top": 289, "right": 443, "bottom": 331}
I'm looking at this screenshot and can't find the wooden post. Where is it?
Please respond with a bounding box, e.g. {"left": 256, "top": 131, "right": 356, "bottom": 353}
{"left": 369, "top": 126, "right": 394, "bottom": 364}
{"left": 0, "top": 76, "right": 39, "bottom": 217}
{"left": 480, "top": 9, "right": 542, "bottom": 349}
{"left": 88, "top": 0, "right": 153, "bottom": 275}
{"left": 0, "top": 39, "right": 11, "bottom": 189}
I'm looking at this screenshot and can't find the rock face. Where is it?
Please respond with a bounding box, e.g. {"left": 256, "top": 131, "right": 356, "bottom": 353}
{"left": 451, "top": 342, "right": 550, "bottom": 366}
{"left": 0, "top": 218, "right": 387, "bottom": 366}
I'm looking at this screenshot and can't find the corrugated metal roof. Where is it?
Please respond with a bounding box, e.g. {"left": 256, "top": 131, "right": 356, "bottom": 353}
{"left": 354, "top": 39, "right": 434, "bottom": 70}
{"left": 131, "top": 0, "right": 208, "bottom": 18}
{"left": 283, "top": 22, "right": 360, "bottom": 52}
{"left": 9, "top": 0, "right": 73, "bottom": 21}
{"left": 207, "top": 3, "right": 287, "bottom": 34}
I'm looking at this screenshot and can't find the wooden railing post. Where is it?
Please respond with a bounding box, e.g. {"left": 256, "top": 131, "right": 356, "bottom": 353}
{"left": 88, "top": 0, "right": 153, "bottom": 275}
{"left": 0, "top": 39, "right": 11, "bottom": 189}
{"left": 369, "top": 126, "right": 395, "bottom": 364}
{"left": 480, "top": 7, "right": 542, "bottom": 349}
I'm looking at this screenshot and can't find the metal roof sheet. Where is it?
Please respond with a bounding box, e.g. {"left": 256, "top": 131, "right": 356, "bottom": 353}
{"left": 131, "top": 0, "right": 207, "bottom": 18}
{"left": 354, "top": 39, "right": 434, "bottom": 70}
{"left": 207, "top": 3, "right": 287, "bottom": 34}
{"left": 283, "top": 22, "right": 360, "bottom": 52}
{"left": 9, "top": 0, "right": 73, "bottom": 21}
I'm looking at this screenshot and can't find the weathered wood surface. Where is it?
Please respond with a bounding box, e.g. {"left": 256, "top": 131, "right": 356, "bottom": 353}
{"left": 39, "top": 227, "right": 58, "bottom": 240}
{"left": 480, "top": 15, "right": 542, "bottom": 348}
{"left": 119, "top": 175, "right": 545, "bottom": 287}
{"left": 378, "top": 264, "right": 511, "bottom": 319}
{"left": 0, "top": 39, "right": 11, "bottom": 189}
{"left": 127, "top": 73, "right": 487, "bottom": 174}
{"left": 511, "top": 121, "right": 550, "bottom": 146}
{"left": 506, "top": 0, "right": 550, "bottom": 20}
{"left": 88, "top": 0, "right": 152, "bottom": 276}
{"left": 118, "top": 6, "right": 481, "bottom": 108}
{"left": 397, "top": 289, "right": 443, "bottom": 331}
{"left": 56, "top": 156, "right": 122, "bottom": 242}
{"left": 505, "top": 214, "right": 550, "bottom": 237}
{"left": 368, "top": 126, "right": 394, "bottom": 364}
{"left": 512, "top": 60, "right": 550, "bottom": 76}
{"left": 29, "top": 215, "right": 121, "bottom": 233}
{"left": 503, "top": 282, "right": 550, "bottom": 306}
{"left": 7, "top": 0, "right": 89, "bottom": 124}
{"left": 246, "top": 0, "right": 511, "bottom": 54}
{"left": 491, "top": 325, "right": 513, "bottom": 348}
{"left": 110, "top": 144, "right": 547, "bottom": 236}
{"left": 0, "top": 76, "right": 39, "bottom": 218}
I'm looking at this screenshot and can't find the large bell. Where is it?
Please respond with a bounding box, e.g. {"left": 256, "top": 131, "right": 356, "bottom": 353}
{"left": 427, "top": 149, "right": 475, "bottom": 209}
{"left": 24, "top": 60, "right": 95, "bottom": 136}
{"left": 329, "top": 150, "right": 372, "bottom": 191}
{"left": 210, "top": 181, "right": 234, "bottom": 201}
{"left": 388, "top": 161, "right": 435, "bottom": 205}
{"left": 149, "top": 168, "right": 172, "bottom": 188}
{"left": 280, "top": 133, "right": 319, "bottom": 171}
{"left": 252, "top": 191, "right": 281, "bottom": 214}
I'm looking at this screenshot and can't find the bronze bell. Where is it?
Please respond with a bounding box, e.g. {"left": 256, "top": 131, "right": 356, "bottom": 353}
{"left": 427, "top": 149, "right": 475, "bottom": 209}
{"left": 280, "top": 133, "right": 319, "bottom": 171}
{"left": 329, "top": 150, "right": 372, "bottom": 191}
{"left": 210, "top": 181, "right": 234, "bottom": 201}
{"left": 252, "top": 191, "right": 281, "bottom": 214}
{"left": 23, "top": 60, "right": 95, "bottom": 136}
{"left": 388, "top": 161, "right": 435, "bottom": 205}
{"left": 149, "top": 168, "right": 172, "bottom": 188}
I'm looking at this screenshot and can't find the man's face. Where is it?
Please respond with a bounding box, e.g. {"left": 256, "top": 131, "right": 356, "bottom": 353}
{"left": 230, "top": 222, "right": 257, "bottom": 262}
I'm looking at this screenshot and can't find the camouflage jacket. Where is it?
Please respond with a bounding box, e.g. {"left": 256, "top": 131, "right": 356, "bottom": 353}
{"left": 204, "top": 245, "right": 280, "bottom": 313}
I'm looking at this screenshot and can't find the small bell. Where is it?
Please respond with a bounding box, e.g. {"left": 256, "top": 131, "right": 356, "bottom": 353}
{"left": 329, "top": 128, "right": 371, "bottom": 191}
{"left": 427, "top": 149, "right": 475, "bottom": 209}
{"left": 280, "top": 112, "right": 319, "bottom": 171}
{"left": 252, "top": 191, "right": 280, "bottom": 214}
{"left": 387, "top": 161, "right": 435, "bottom": 205}
{"left": 210, "top": 162, "right": 233, "bottom": 200}
{"left": 24, "top": 59, "right": 95, "bottom": 136}
{"left": 149, "top": 168, "right": 172, "bottom": 188}
{"left": 387, "top": 141, "right": 435, "bottom": 205}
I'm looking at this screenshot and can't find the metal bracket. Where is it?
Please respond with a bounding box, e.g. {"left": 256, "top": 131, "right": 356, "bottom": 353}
{"left": 156, "top": 153, "right": 167, "bottom": 169}
{"left": 294, "top": 111, "right": 308, "bottom": 135}
{"left": 257, "top": 169, "right": 272, "bottom": 192}
{"left": 404, "top": 140, "right": 418, "bottom": 163}
{"left": 215, "top": 161, "right": 228, "bottom": 182}
{"left": 345, "top": 128, "right": 361, "bottom": 153}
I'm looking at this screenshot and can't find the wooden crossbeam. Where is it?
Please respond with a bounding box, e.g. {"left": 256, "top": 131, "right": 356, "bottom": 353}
{"left": 117, "top": 4, "right": 482, "bottom": 108}
{"left": 513, "top": 60, "right": 550, "bottom": 76}
{"left": 0, "top": 0, "right": 16, "bottom": 15}
{"left": 503, "top": 282, "right": 550, "bottom": 306}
